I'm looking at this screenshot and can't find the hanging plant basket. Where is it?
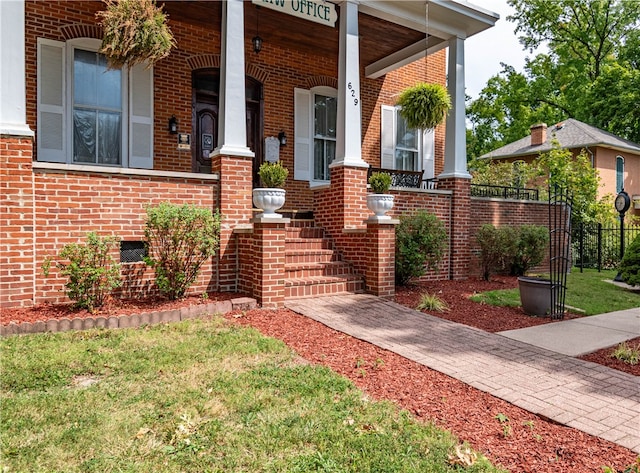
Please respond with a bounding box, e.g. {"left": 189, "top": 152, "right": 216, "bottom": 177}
{"left": 396, "top": 82, "right": 451, "bottom": 130}
{"left": 96, "top": 0, "right": 176, "bottom": 69}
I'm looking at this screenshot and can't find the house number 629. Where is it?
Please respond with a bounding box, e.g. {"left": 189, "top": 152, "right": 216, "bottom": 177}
{"left": 348, "top": 82, "right": 359, "bottom": 106}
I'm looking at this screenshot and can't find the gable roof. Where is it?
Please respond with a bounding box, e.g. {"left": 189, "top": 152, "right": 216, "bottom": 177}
{"left": 480, "top": 118, "right": 640, "bottom": 159}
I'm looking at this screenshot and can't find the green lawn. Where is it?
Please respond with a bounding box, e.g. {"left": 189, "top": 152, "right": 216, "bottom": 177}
{"left": 0, "top": 317, "right": 504, "bottom": 473}
{"left": 470, "top": 268, "right": 640, "bottom": 315}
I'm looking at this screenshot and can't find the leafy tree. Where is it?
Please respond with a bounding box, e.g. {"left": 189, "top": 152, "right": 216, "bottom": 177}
{"left": 533, "top": 143, "right": 601, "bottom": 224}
{"left": 467, "top": 0, "right": 640, "bottom": 159}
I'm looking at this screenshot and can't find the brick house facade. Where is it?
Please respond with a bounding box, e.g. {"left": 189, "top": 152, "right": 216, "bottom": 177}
{"left": 3, "top": 0, "right": 548, "bottom": 309}
{"left": 482, "top": 120, "right": 640, "bottom": 217}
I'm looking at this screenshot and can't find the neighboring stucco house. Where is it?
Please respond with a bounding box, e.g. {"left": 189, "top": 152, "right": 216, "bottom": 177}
{"left": 480, "top": 119, "right": 640, "bottom": 215}
{"left": 4, "top": 0, "right": 550, "bottom": 309}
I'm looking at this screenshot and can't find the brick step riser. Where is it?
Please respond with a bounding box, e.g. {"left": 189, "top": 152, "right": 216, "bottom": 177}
{"left": 285, "top": 280, "right": 365, "bottom": 299}
{"left": 285, "top": 219, "right": 315, "bottom": 229}
{"left": 286, "top": 252, "right": 339, "bottom": 265}
{"left": 285, "top": 267, "right": 356, "bottom": 279}
{"left": 285, "top": 228, "right": 325, "bottom": 239}
{"left": 285, "top": 240, "right": 334, "bottom": 251}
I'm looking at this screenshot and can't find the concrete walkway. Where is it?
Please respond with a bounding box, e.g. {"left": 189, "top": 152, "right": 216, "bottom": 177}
{"left": 499, "top": 309, "right": 640, "bottom": 356}
{"left": 285, "top": 295, "right": 640, "bottom": 453}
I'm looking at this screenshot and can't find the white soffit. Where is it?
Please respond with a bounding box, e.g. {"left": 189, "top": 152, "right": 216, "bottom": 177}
{"left": 359, "top": 0, "right": 498, "bottom": 79}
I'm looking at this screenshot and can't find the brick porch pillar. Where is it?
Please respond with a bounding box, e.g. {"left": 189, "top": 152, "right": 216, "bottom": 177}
{"left": 365, "top": 217, "right": 398, "bottom": 298}
{"left": 437, "top": 177, "right": 471, "bottom": 280}
{"left": 250, "top": 217, "right": 289, "bottom": 308}
{"left": 1, "top": 0, "right": 36, "bottom": 308}
{"left": 315, "top": 164, "right": 368, "bottom": 232}
{"left": 211, "top": 153, "right": 253, "bottom": 292}
{"left": 0, "top": 136, "right": 35, "bottom": 308}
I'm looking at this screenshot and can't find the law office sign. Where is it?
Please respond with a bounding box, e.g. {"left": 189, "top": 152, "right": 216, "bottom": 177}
{"left": 252, "top": 0, "right": 337, "bottom": 28}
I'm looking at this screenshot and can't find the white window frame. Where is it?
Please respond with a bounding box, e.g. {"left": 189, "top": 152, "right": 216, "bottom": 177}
{"left": 294, "top": 86, "right": 337, "bottom": 186}
{"left": 67, "top": 38, "right": 128, "bottom": 167}
{"left": 616, "top": 155, "right": 625, "bottom": 193}
{"left": 381, "top": 105, "right": 434, "bottom": 181}
{"left": 37, "top": 37, "right": 153, "bottom": 169}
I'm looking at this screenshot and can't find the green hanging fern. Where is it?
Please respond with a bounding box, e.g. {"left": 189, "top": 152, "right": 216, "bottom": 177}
{"left": 396, "top": 83, "right": 451, "bottom": 130}
{"left": 96, "top": 0, "right": 176, "bottom": 69}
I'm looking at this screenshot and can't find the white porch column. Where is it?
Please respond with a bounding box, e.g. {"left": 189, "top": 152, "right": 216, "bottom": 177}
{"left": 332, "top": 0, "right": 367, "bottom": 168}
{"left": 212, "top": 0, "right": 253, "bottom": 158}
{"left": 0, "top": 0, "right": 33, "bottom": 136}
{"left": 439, "top": 36, "right": 469, "bottom": 179}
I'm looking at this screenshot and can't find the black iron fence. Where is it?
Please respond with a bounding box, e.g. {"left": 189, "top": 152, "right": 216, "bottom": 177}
{"left": 471, "top": 184, "right": 539, "bottom": 201}
{"left": 572, "top": 222, "right": 640, "bottom": 270}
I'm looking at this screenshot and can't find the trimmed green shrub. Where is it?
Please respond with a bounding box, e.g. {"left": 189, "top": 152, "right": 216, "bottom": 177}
{"left": 43, "top": 232, "right": 121, "bottom": 311}
{"left": 368, "top": 172, "right": 392, "bottom": 193}
{"left": 144, "top": 202, "right": 221, "bottom": 300}
{"left": 395, "top": 210, "right": 447, "bottom": 286}
{"left": 512, "top": 225, "right": 549, "bottom": 276}
{"left": 475, "top": 224, "right": 518, "bottom": 281}
{"left": 258, "top": 162, "right": 289, "bottom": 188}
{"left": 618, "top": 233, "right": 640, "bottom": 286}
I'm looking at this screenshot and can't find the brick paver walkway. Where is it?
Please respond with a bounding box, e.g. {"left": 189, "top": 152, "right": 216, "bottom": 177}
{"left": 285, "top": 294, "right": 640, "bottom": 453}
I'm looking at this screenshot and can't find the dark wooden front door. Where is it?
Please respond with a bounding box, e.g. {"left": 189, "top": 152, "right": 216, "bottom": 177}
{"left": 192, "top": 70, "right": 263, "bottom": 183}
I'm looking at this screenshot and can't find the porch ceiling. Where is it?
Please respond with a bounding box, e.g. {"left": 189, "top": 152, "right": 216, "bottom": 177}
{"left": 163, "top": 1, "right": 497, "bottom": 77}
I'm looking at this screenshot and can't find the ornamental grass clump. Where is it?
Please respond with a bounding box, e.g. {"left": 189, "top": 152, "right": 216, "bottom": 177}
{"left": 144, "top": 202, "right": 221, "bottom": 300}
{"left": 96, "top": 0, "right": 175, "bottom": 69}
{"left": 396, "top": 83, "right": 451, "bottom": 130}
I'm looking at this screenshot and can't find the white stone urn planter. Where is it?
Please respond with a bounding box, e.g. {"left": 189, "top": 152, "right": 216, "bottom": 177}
{"left": 253, "top": 188, "right": 286, "bottom": 218}
{"left": 366, "top": 194, "right": 394, "bottom": 219}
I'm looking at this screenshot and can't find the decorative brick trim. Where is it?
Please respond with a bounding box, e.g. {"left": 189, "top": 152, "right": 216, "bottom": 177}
{"left": 186, "top": 54, "right": 221, "bottom": 70}
{"left": 0, "top": 298, "right": 256, "bottom": 337}
{"left": 247, "top": 63, "right": 269, "bottom": 83}
{"left": 59, "top": 23, "right": 102, "bottom": 40}
{"left": 305, "top": 75, "right": 338, "bottom": 90}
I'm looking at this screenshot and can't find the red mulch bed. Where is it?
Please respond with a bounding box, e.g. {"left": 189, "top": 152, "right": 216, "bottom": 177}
{"left": 1, "top": 280, "right": 638, "bottom": 472}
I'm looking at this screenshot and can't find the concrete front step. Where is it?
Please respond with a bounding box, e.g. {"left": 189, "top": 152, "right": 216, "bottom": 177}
{"left": 285, "top": 274, "right": 365, "bottom": 299}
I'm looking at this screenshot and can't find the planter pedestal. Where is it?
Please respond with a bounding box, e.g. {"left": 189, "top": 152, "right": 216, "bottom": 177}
{"left": 518, "top": 276, "right": 551, "bottom": 317}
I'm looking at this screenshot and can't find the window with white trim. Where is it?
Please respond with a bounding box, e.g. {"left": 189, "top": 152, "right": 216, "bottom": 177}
{"left": 294, "top": 86, "right": 337, "bottom": 183}
{"left": 616, "top": 155, "right": 624, "bottom": 193}
{"left": 37, "top": 38, "right": 154, "bottom": 169}
{"left": 381, "top": 105, "right": 434, "bottom": 179}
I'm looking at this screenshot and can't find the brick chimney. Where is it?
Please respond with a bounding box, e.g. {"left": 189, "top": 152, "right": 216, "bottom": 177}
{"left": 530, "top": 123, "right": 547, "bottom": 146}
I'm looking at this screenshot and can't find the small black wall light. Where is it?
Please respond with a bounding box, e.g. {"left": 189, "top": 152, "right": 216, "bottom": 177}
{"left": 168, "top": 115, "right": 178, "bottom": 134}
{"left": 278, "top": 131, "right": 287, "bottom": 146}
{"left": 252, "top": 35, "right": 263, "bottom": 54}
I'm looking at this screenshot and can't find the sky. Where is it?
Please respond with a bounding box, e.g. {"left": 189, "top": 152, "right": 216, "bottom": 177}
{"left": 464, "top": 0, "right": 535, "bottom": 100}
